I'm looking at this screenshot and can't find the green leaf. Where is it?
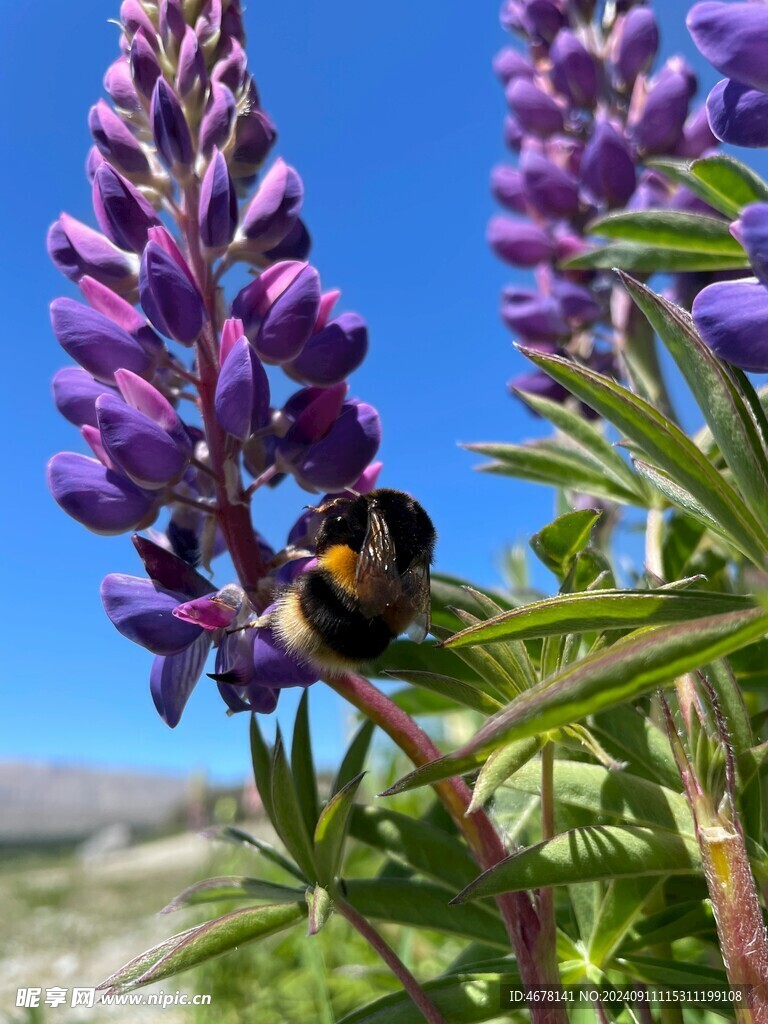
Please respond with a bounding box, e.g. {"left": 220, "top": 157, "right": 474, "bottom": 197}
{"left": 520, "top": 344, "right": 768, "bottom": 564}
{"left": 306, "top": 883, "right": 332, "bottom": 935}
{"left": 384, "top": 670, "right": 503, "bottom": 716}
{"left": 620, "top": 900, "right": 714, "bottom": 954}
{"left": 455, "top": 609, "right": 768, "bottom": 755}
{"left": 469, "top": 441, "right": 643, "bottom": 505}
{"left": 271, "top": 730, "right": 318, "bottom": 881}
{"left": 530, "top": 508, "right": 602, "bottom": 577}
{"left": 617, "top": 955, "right": 727, "bottom": 988}
{"left": 337, "top": 964, "right": 520, "bottom": 1024}
{"left": 461, "top": 586, "right": 537, "bottom": 690}
{"left": 468, "top": 736, "right": 545, "bottom": 811}
{"left": 370, "top": 639, "right": 482, "bottom": 686}
{"left": 431, "top": 573, "right": 516, "bottom": 628}
{"left": 564, "top": 242, "right": 748, "bottom": 273}
{"left": 691, "top": 154, "right": 768, "bottom": 215}
{"left": 515, "top": 390, "right": 648, "bottom": 501}
{"left": 430, "top": 623, "right": 523, "bottom": 704}
{"left": 589, "top": 707, "right": 680, "bottom": 791}
{"left": 348, "top": 805, "right": 479, "bottom": 889}
{"left": 203, "top": 826, "right": 306, "bottom": 882}
{"left": 452, "top": 826, "right": 700, "bottom": 902}
{"left": 587, "top": 877, "right": 663, "bottom": 966}
{"left": 345, "top": 878, "right": 509, "bottom": 947}
{"left": 314, "top": 771, "right": 365, "bottom": 885}
{"left": 443, "top": 590, "right": 753, "bottom": 650}
{"left": 291, "top": 690, "right": 319, "bottom": 838}
{"left": 378, "top": 750, "right": 489, "bottom": 797}
{"left": 590, "top": 210, "right": 745, "bottom": 255}
{"left": 447, "top": 608, "right": 532, "bottom": 697}
{"left": 332, "top": 720, "right": 375, "bottom": 796}
{"left": 388, "top": 686, "right": 475, "bottom": 716}
{"left": 504, "top": 760, "right": 694, "bottom": 836}
{"left": 160, "top": 876, "right": 305, "bottom": 912}
{"left": 250, "top": 714, "right": 275, "bottom": 825}
{"left": 97, "top": 903, "right": 305, "bottom": 994}
{"left": 619, "top": 273, "right": 768, "bottom": 536}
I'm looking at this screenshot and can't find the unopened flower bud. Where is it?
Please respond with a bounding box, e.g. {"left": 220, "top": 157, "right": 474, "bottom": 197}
{"left": 96, "top": 392, "right": 191, "bottom": 489}
{"left": 687, "top": 1, "right": 768, "bottom": 93}
{"left": 613, "top": 7, "right": 659, "bottom": 88}
{"left": 506, "top": 78, "right": 564, "bottom": 137}
{"left": 51, "top": 297, "right": 154, "bottom": 383}
{"left": 92, "top": 164, "right": 160, "bottom": 253}
{"left": 52, "top": 367, "right": 115, "bottom": 428}
{"left": 139, "top": 235, "right": 206, "bottom": 345}
{"left": 241, "top": 158, "right": 303, "bottom": 249}
{"left": 130, "top": 29, "right": 162, "bottom": 101}
{"left": 706, "top": 80, "right": 768, "bottom": 148}
{"left": 579, "top": 118, "right": 636, "bottom": 208}
{"left": 199, "top": 148, "right": 237, "bottom": 249}
{"left": 491, "top": 165, "right": 528, "bottom": 213}
{"left": 215, "top": 336, "right": 271, "bottom": 439}
{"left": 151, "top": 78, "right": 193, "bottom": 170}
{"left": 177, "top": 26, "right": 207, "bottom": 96}
{"left": 487, "top": 216, "right": 553, "bottom": 266}
{"left": 521, "top": 151, "right": 580, "bottom": 217}
{"left": 48, "top": 453, "right": 157, "bottom": 535}
{"left": 550, "top": 29, "right": 598, "bottom": 108}
{"left": 287, "top": 312, "right": 368, "bottom": 386}
{"left": 89, "top": 99, "right": 150, "bottom": 176}
{"left": 200, "top": 82, "right": 236, "bottom": 156}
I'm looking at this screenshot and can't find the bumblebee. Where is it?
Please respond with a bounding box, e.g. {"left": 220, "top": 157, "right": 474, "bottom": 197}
{"left": 273, "top": 488, "right": 436, "bottom": 671}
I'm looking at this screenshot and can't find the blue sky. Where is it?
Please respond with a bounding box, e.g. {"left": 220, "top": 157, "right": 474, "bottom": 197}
{"left": 0, "top": 1, "right": 750, "bottom": 780}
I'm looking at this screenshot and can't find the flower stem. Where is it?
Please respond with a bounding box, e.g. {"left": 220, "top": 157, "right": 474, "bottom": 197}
{"left": 335, "top": 897, "right": 448, "bottom": 1024}
{"left": 326, "top": 671, "right": 567, "bottom": 1024}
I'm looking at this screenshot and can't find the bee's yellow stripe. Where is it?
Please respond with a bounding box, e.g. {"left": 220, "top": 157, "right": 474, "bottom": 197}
{"left": 319, "top": 544, "right": 358, "bottom": 595}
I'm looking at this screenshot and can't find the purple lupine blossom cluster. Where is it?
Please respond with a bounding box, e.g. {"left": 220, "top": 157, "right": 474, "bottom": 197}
{"left": 489, "top": 0, "right": 717, "bottom": 403}
{"left": 687, "top": 1, "right": 768, "bottom": 372}
{"left": 47, "top": 0, "right": 381, "bottom": 727}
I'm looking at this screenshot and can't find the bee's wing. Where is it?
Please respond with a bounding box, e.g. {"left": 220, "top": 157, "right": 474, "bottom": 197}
{"left": 402, "top": 552, "right": 432, "bottom": 644}
{"left": 356, "top": 504, "right": 402, "bottom": 617}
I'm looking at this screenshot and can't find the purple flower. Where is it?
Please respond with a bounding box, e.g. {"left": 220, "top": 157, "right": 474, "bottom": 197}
{"left": 487, "top": 217, "right": 553, "bottom": 267}
{"left": 692, "top": 278, "right": 768, "bottom": 372}
{"left": 613, "top": 7, "right": 659, "bottom": 88}
{"left": 491, "top": 165, "right": 528, "bottom": 213}
{"left": 151, "top": 78, "right": 193, "bottom": 169}
{"left": 52, "top": 367, "right": 114, "bottom": 428}
{"left": 50, "top": 298, "right": 154, "bottom": 384}
{"left": 92, "top": 164, "right": 161, "bottom": 253}
{"left": 520, "top": 151, "right": 580, "bottom": 218}
{"left": 282, "top": 399, "right": 382, "bottom": 493}
{"left": 47, "top": 214, "right": 139, "bottom": 294}
{"left": 101, "top": 573, "right": 207, "bottom": 655}
{"left": 215, "top": 336, "right": 271, "bottom": 439}
{"left": 139, "top": 235, "right": 206, "bottom": 345}
{"left": 580, "top": 119, "right": 636, "bottom": 208}
{"left": 177, "top": 26, "right": 207, "bottom": 97}
{"left": 241, "top": 158, "right": 304, "bottom": 249}
{"left": 550, "top": 30, "right": 598, "bottom": 108}
{"left": 199, "top": 148, "right": 238, "bottom": 249}
{"left": 706, "top": 80, "right": 768, "bottom": 148}
{"left": 687, "top": 2, "right": 768, "bottom": 93}
{"left": 505, "top": 78, "right": 564, "bottom": 138}
{"left": 48, "top": 453, "right": 157, "bottom": 535}
{"left": 88, "top": 99, "right": 150, "bottom": 176}
{"left": 129, "top": 29, "right": 162, "bottom": 100}
{"left": 199, "top": 83, "right": 236, "bottom": 157}
{"left": 286, "top": 312, "right": 368, "bottom": 387}
{"left": 501, "top": 288, "right": 567, "bottom": 341}
{"left": 631, "top": 63, "right": 693, "bottom": 155}
{"left": 254, "top": 265, "right": 321, "bottom": 363}
{"left": 732, "top": 204, "right": 768, "bottom": 287}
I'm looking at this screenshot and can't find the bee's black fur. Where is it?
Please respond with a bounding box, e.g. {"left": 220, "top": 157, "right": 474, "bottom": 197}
{"left": 295, "top": 570, "right": 396, "bottom": 662}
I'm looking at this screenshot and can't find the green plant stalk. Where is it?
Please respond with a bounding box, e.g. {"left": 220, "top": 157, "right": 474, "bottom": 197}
{"left": 327, "top": 671, "right": 567, "bottom": 1024}
{"left": 335, "top": 897, "right": 448, "bottom": 1024}
{"left": 537, "top": 741, "right": 558, "bottom": 987}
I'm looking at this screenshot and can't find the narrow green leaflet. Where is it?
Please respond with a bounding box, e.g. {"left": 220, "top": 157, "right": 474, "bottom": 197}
{"left": 97, "top": 903, "right": 305, "bottom": 994}
{"left": 617, "top": 955, "right": 727, "bottom": 988}
{"left": 160, "top": 876, "right": 305, "bottom": 912}
{"left": 515, "top": 389, "right": 648, "bottom": 500}
{"left": 250, "top": 714, "right": 275, "bottom": 824}
{"left": 503, "top": 760, "right": 695, "bottom": 837}
{"left": 648, "top": 155, "right": 768, "bottom": 219}
{"left": 454, "top": 609, "right": 768, "bottom": 755}
{"left": 587, "top": 877, "right": 663, "bottom": 966}
{"left": 619, "top": 273, "right": 768, "bottom": 535}
{"left": 203, "top": 826, "right": 306, "bottom": 882}
{"left": 344, "top": 879, "right": 509, "bottom": 947}
{"left": 564, "top": 242, "right": 748, "bottom": 273}
{"left": 452, "top": 826, "right": 700, "bottom": 902}
{"left": 468, "top": 440, "right": 643, "bottom": 505}
{"left": 530, "top": 508, "right": 601, "bottom": 577}
{"left": 384, "top": 669, "right": 503, "bottom": 715}
{"left": 620, "top": 900, "right": 715, "bottom": 954}
{"left": 313, "top": 771, "right": 365, "bottom": 885}
{"left": 291, "top": 691, "right": 319, "bottom": 838}
{"left": 589, "top": 706, "right": 680, "bottom": 790}
{"left": 519, "top": 345, "right": 768, "bottom": 563}
{"left": 270, "top": 731, "right": 317, "bottom": 881}
{"left": 589, "top": 210, "right": 745, "bottom": 255}
{"left": 443, "top": 590, "right": 753, "bottom": 650}
{"left": 348, "top": 805, "right": 479, "bottom": 889}
{"left": 369, "top": 638, "right": 481, "bottom": 685}
{"left": 337, "top": 965, "right": 520, "bottom": 1024}
{"left": 379, "top": 749, "right": 489, "bottom": 797}
{"left": 332, "top": 719, "right": 375, "bottom": 796}
{"left": 691, "top": 154, "right": 768, "bottom": 214}
{"left": 462, "top": 586, "right": 537, "bottom": 690}
{"left": 468, "top": 735, "right": 545, "bottom": 811}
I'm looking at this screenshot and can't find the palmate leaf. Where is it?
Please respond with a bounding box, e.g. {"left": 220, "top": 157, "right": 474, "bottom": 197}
{"left": 98, "top": 903, "right": 305, "bottom": 994}
{"left": 619, "top": 273, "right": 768, "bottom": 537}
{"left": 452, "top": 609, "right": 768, "bottom": 757}
{"left": 442, "top": 590, "right": 753, "bottom": 650}
{"left": 519, "top": 344, "right": 768, "bottom": 564}
{"left": 453, "top": 826, "right": 700, "bottom": 902}
{"left": 587, "top": 877, "right": 664, "bottom": 966}
{"left": 337, "top": 962, "right": 520, "bottom": 1024}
